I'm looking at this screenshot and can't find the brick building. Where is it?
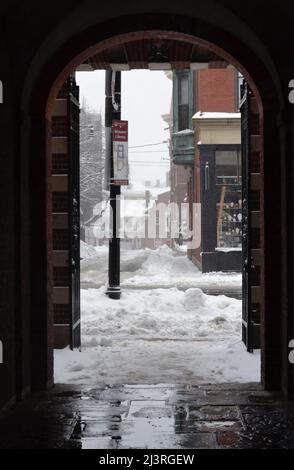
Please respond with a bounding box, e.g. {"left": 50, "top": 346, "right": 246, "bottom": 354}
{"left": 162, "top": 99, "right": 190, "bottom": 247}
{"left": 172, "top": 67, "right": 241, "bottom": 271}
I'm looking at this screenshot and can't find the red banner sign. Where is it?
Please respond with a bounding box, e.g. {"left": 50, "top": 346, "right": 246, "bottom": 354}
{"left": 112, "top": 120, "right": 129, "bottom": 186}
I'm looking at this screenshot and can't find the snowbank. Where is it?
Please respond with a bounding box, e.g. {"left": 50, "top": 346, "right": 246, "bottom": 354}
{"left": 80, "top": 241, "right": 108, "bottom": 260}
{"left": 55, "top": 286, "right": 260, "bottom": 386}
{"left": 80, "top": 240, "right": 97, "bottom": 259}
{"left": 55, "top": 340, "right": 260, "bottom": 386}
{"left": 80, "top": 243, "right": 242, "bottom": 290}
{"left": 80, "top": 287, "right": 241, "bottom": 342}
{"left": 56, "top": 243, "right": 258, "bottom": 386}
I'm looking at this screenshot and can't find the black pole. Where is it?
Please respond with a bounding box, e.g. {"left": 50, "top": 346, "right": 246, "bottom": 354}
{"left": 106, "top": 71, "right": 121, "bottom": 299}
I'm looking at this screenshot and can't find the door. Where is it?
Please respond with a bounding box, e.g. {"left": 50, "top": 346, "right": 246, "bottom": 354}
{"left": 68, "top": 76, "right": 81, "bottom": 350}
{"left": 240, "top": 82, "right": 254, "bottom": 352}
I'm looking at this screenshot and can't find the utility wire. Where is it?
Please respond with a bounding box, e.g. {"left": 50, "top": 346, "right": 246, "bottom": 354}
{"left": 129, "top": 141, "right": 168, "bottom": 149}
{"left": 129, "top": 150, "right": 170, "bottom": 154}
{"left": 129, "top": 160, "right": 170, "bottom": 163}
{"left": 129, "top": 163, "right": 170, "bottom": 166}
{"left": 129, "top": 162, "right": 170, "bottom": 165}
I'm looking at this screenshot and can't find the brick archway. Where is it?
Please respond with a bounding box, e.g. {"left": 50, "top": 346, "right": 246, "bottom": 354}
{"left": 24, "top": 13, "right": 283, "bottom": 393}
{"left": 45, "top": 30, "right": 264, "bottom": 119}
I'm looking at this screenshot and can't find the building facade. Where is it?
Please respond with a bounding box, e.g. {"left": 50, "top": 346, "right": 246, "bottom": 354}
{"left": 172, "top": 67, "right": 241, "bottom": 272}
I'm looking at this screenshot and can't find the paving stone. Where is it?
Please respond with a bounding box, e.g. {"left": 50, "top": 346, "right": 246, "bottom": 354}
{"left": 199, "top": 382, "right": 262, "bottom": 392}
{"left": 116, "top": 432, "right": 217, "bottom": 450}
{"left": 1, "top": 383, "right": 294, "bottom": 449}
{"left": 64, "top": 437, "right": 118, "bottom": 449}
{"left": 181, "top": 405, "right": 241, "bottom": 421}
{"left": 240, "top": 404, "right": 294, "bottom": 415}
{"left": 191, "top": 420, "right": 242, "bottom": 432}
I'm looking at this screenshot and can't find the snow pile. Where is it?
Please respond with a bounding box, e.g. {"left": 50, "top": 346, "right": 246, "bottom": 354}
{"left": 80, "top": 287, "right": 241, "bottom": 343}
{"left": 140, "top": 245, "right": 197, "bottom": 275}
{"left": 55, "top": 243, "right": 258, "bottom": 386}
{"left": 80, "top": 241, "right": 97, "bottom": 259}
{"left": 80, "top": 242, "right": 109, "bottom": 260}
{"left": 124, "top": 245, "right": 242, "bottom": 289}
{"left": 55, "top": 285, "right": 260, "bottom": 386}
{"left": 80, "top": 243, "right": 242, "bottom": 290}
{"left": 81, "top": 247, "right": 148, "bottom": 285}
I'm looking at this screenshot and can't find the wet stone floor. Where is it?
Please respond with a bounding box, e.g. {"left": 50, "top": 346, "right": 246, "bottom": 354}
{"left": 1, "top": 383, "right": 294, "bottom": 449}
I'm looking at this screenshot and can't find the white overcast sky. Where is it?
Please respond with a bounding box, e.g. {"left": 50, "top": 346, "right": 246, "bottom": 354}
{"left": 76, "top": 70, "right": 172, "bottom": 186}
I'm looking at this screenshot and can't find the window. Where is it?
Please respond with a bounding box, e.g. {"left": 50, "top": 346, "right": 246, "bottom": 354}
{"left": 178, "top": 74, "right": 189, "bottom": 131}
{"left": 179, "top": 75, "right": 189, "bottom": 104}
{"left": 215, "top": 150, "right": 241, "bottom": 185}
{"left": 215, "top": 150, "right": 242, "bottom": 248}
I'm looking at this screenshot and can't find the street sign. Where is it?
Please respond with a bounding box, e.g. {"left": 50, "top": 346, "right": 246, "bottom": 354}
{"left": 112, "top": 120, "right": 129, "bottom": 185}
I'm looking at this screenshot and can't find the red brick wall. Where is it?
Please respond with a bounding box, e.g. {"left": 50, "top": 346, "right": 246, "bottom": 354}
{"left": 196, "top": 69, "right": 237, "bottom": 113}
{"left": 189, "top": 68, "right": 237, "bottom": 265}
{"left": 190, "top": 68, "right": 237, "bottom": 268}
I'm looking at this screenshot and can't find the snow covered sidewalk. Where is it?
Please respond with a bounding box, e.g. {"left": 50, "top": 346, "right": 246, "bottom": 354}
{"left": 80, "top": 244, "right": 242, "bottom": 295}
{"left": 55, "top": 284, "right": 260, "bottom": 386}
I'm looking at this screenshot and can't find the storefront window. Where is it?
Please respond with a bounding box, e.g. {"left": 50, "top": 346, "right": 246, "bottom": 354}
{"left": 216, "top": 150, "right": 242, "bottom": 248}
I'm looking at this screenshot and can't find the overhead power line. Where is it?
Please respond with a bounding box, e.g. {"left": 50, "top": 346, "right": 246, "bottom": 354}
{"left": 129, "top": 160, "right": 170, "bottom": 163}
{"left": 129, "top": 141, "right": 168, "bottom": 149}
{"left": 129, "top": 163, "right": 170, "bottom": 167}
{"left": 129, "top": 162, "right": 170, "bottom": 165}
{"left": 129, "top": 150, "right": 170, "bottom": 154}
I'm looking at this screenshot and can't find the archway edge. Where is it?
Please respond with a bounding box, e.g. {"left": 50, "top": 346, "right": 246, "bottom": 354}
{"left": 24, "top": 10, "right": 284, "bottom": 393}
{"left": 46, "top": 29, "right": 265, "bottom": 119}
{"left": 21, "top": 12, "right": 283, "bottom": 119}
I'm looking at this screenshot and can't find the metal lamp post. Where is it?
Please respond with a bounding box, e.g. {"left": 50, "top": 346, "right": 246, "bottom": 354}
{"left": 106, "top": 70, "right": 122, "bottom": 299}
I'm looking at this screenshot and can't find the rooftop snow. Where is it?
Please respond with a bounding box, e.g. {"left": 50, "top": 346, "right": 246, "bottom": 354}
{"left": 173, "top": 129, "right": 194, "bottom": 136}
{"left": 193, "top": 112, "right": 241, "bottom": 120}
